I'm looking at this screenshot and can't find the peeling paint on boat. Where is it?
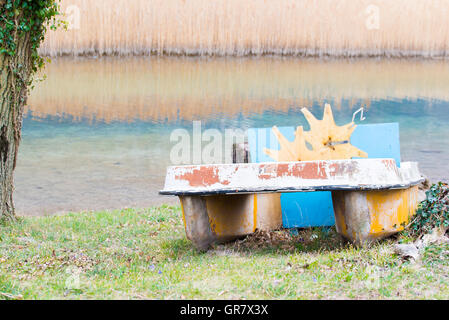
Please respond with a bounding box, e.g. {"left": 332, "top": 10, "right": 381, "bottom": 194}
{"left": 160, "top": 159, "right": 423, "bottom": 195}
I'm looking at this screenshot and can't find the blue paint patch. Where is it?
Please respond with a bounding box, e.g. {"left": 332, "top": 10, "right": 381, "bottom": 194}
{"left": 281, "top": 192, "right": 335, "bottom": 227}
{"left": 351, "top": 123, "right": 401, "bottom": 167}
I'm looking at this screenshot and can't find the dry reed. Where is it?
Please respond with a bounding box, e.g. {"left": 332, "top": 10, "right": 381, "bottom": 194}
{"left": 39, "top": 0, "right": 449, "bottom": 57}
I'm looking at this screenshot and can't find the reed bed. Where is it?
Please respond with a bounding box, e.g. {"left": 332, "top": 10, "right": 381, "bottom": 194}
{"left": 39, "top": 0, "right": 449, "bottom": 57}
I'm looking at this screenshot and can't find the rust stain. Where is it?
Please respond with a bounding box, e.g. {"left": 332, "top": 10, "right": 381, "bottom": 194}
{"left": 382, "top": 159, "right": 397, "bottom": 171}
{"left": 176, "top": 166, "right": 230, "bottom": 187}
{"left": 258, "top": 163, "right": 279, "bottom": 180}
{"left": 291, "top": 162, "right": 329, "bottom": 179}
{"left": 258, "top": 162, "right": 334, "bottom": 180}
{"left": 170, "top": 159, "right": 397, "bottom": 189}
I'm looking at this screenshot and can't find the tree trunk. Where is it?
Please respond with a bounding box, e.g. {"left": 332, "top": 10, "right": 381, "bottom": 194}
{"left": 0, "top": 30, "right": 33, "bottom": 220}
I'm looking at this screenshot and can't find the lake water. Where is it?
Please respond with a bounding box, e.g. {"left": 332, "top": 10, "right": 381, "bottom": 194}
{"left": 17, "top": 57, "right": 449, "bottom": 215}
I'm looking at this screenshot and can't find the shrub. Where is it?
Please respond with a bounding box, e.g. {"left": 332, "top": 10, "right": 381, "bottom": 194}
{"left": 406, "top": 182, "right": 449, "bottom": 238}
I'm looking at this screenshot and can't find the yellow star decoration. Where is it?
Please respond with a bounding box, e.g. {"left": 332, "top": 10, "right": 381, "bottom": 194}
{"left": 264, "top": 104, "right": 368, "bottom": 161}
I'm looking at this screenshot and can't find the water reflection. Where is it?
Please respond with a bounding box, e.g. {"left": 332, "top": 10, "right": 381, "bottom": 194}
{"left": 17, "top": 57, "right": 449, "bottom": 215}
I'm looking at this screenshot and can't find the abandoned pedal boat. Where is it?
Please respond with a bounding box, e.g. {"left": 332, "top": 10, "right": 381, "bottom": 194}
{"left": 160, "top": 158, "right": 424, "bottom": 250}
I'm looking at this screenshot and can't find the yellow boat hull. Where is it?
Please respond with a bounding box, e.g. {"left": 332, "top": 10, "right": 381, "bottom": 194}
{"left": 332, "top": 186, "right": 420, "bottom": 245}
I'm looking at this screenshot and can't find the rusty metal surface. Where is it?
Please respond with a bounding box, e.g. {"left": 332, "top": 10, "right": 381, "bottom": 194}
{"left": 160, "top": 159, "right": 423, "bottom": 195}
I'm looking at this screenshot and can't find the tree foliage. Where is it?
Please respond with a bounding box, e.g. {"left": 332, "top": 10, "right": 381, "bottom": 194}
{"left": 1, "top": 0, "right": 61, "bottom": 76}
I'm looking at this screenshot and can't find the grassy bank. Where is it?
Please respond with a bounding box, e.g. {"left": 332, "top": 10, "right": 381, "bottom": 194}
{"left": 0, "top": 205, "right": 448, "bottom": 300}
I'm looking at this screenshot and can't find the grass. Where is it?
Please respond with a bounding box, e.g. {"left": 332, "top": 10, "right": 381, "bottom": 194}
{"left": 0, "top": 205, "right": 448, "bottom": 300}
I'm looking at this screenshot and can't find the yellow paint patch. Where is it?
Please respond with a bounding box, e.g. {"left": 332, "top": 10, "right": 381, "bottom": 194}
{"left": 253, "top": 194, "right": 258, "bottom": 232}
{"left": 180, "top": 200, "right": 187, "bottom": 230}
{"left": 367, "top": 186, "right": 419, "bottom": 236}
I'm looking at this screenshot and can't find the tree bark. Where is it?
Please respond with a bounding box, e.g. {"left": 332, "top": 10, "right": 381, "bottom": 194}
{"left": 0, "top": 25, "right": 33, "bottom": 220}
